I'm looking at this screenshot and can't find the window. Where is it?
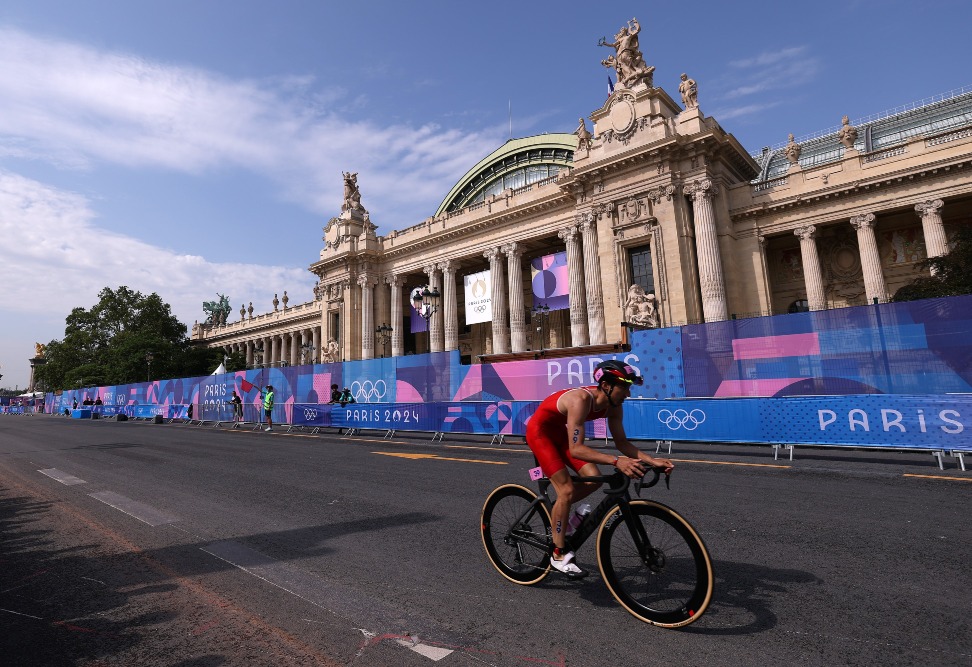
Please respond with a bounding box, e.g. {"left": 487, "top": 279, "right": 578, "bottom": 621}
{"left": 628, "top": 244, "right": 654, "bottom": 294}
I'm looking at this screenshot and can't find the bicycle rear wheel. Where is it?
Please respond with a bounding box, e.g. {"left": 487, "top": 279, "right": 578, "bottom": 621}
{"left": 481, "top": 484, "right": 552, "bottom": 585}
{"left": 596, "top": 500, "right": 713, "bottom": 627}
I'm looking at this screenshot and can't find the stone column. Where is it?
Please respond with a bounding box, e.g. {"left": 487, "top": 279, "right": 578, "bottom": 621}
{"left": 290, "top": 333, "right": 299, "bottom": 366}
{"left": 502, "top": 242, "right": 527, "bottom": 353}
{"left": 386, "top": 275, "right": 404, "bottom": 357}
{"left": 580, "top": 213, "right": 606, "bottom": 344}
{"left": 794, "top": 225, "right": 827, "bottom": 311}
{"left": 850, "top": 213, "right": 888, "bottom": 303}
{"left": 484, "top": 247, "right": 510, "bottom": 354}
{"left": 915, "top": 199, "right": 947, "bottom": 273}
{"left": 685, "top": 178, "right": 729, "bottom": 322}
{"left": 439, "top": 260, "right": 460, "bottom": 351}
{"left": 262, "top": 336, "right": 271, "bottom": 367}
{"left": 246, "top": 340, "right": 254, "bottom": 367}
{"left": 358, "top": 273, "right": 376, "bottom": 360}
{"left": 269, "top": 335, "right": 278, "bottom": 366}
{"left": 558, "top": 226, "right": 589, "bottom": 346}
{"left": 312, "top": 327, "right": 320, "bottom": 363}
{"left": 423, "top": 265, "right": 444, "bottom": 353}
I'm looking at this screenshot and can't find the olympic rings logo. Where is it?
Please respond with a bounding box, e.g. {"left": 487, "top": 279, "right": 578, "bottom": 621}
{"left": 657, "top": 409, "right": 706, "bottom": 431}
{"left": 303, "top": 408, "right": 319, "bottom": 421}
{"left": 351, "top": 379, "right": 387, "bottom": 403}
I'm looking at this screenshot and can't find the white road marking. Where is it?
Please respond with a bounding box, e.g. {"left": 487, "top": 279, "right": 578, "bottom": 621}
{"left": 397, "top": 639, "right": 454, "bottom": 661}
{"left": 88, "top": 491, "right": 179, "bottom": 526}
{"left": 203, "top": 540, "right": 464, "bottom": 661}
{"left": 38, "top": 468, "right": 86, "bottom": 485}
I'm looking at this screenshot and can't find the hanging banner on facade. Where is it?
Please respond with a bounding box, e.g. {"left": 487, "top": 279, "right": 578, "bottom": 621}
{"left": 410, "top": 286, "right": 428, "bottom": 333}
{"left": 531, "top": 251, "right": 570, "bottom": 310}
{"left": 464, "top": 270, "right": 492, "bottom": 325}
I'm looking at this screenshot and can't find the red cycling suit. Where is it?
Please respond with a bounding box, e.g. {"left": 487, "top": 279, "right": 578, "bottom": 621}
{"left": 526, "top": 387, "right": 607, "bottom": 476}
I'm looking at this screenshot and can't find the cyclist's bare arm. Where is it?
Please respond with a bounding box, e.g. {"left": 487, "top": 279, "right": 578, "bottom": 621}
{"left": 607, "top": 408, "right": 674, "bottom": 476}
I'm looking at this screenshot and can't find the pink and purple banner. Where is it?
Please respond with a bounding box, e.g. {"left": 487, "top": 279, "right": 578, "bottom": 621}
{"left": 531, "top": 251, "right": 570, "bottom": 311}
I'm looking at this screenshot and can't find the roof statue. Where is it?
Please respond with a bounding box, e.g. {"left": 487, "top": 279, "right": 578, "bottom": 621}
{"left": 202, "top": 294, "right": 231, "bottom": 326}
{"left": 575, "top": 118, "right": 592, "bottom": 153}
{"left": 784, "top": 133, "right": 802, "bottom": 166}
{"left": 342, "top": 171, "right": 367, "bottom": 214}
{"left": 837, "top": 115, "right": 859, "bottom": 149}
{"left": 679, "top": 73, "right": 698, "bottom": 109}
{"left": 598, "top": 18, "right": 654, "bottom": 89}
{"left": 34, "top": 342, "right": 46, "bottom": 358}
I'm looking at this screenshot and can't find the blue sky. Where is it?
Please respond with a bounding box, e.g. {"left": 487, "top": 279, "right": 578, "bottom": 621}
{"left": 1, "top": 0, "right": 969, "bottom": 390}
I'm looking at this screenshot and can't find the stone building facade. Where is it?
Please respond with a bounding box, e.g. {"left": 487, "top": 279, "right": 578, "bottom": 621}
{"left": 191, "top": 30, "right": 972, "bottom": 367}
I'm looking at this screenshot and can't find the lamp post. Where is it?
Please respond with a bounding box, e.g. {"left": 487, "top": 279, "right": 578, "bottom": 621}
{"left": 414, "top": 286, "right": 440, "bottom": 353}
{"left": 145, "top": 351, "right": 154, "bottom": 382}
{"left": 531, "top": 304, "right": 551, "bottom": 353}
{"left": 375, "top": 324, "right": 392, "bottom": 358}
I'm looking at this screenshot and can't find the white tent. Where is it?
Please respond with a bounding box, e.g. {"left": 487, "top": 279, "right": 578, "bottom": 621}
{"left": 211, "top": 362, "right": 226, "bottom": 375}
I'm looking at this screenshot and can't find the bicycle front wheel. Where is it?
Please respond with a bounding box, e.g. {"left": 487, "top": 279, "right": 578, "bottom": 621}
{"left": 481, "top": 484, "right": 552, "bottom": 585}
{"left": 596, "top": 500, "right": 713, "bottom": 628}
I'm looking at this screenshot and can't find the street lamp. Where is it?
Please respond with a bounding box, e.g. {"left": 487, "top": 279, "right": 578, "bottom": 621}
{"left": 414, "top": 286, "right": 440, "bottom": 325}
{"left": 145, "top": 351, "right": 154, "bottom": 382}
{"left": 375, "top": 323, "right": 393, "bottom": 358}
{"left": 531, "top": 304, "right": 551, "bottom": 353}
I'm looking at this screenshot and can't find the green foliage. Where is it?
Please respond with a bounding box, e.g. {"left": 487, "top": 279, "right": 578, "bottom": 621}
{"left": 893, "top": 226, "right": 972, "bottom": 302}
{"left": 35, "top": 286, "right": 201, "bottom": 391}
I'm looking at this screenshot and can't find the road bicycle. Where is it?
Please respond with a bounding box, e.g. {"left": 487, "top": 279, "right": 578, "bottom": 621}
{"left": 480, "top": 466, "right": 713, "bottom": 628}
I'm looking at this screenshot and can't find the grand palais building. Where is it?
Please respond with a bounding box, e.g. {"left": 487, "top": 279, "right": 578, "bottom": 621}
{"left": 191, "top": 31, "right": 972, "bottom": 368}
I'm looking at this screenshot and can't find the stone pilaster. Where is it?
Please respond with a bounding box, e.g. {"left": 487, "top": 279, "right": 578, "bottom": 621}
{"left": 312, "top": 327, "right": 320, "bottom": 363}
{"left": 558, "top": 225, "right": 589, "bottom": 346}
{"left": 850, "top": 213, "right": 888, "bottom": 303}
{"left": 685, "top": 178, "right": 729, "bottom": 322}
{"left": 358, "top": 273, "right": 377, "bottom": 360}
{"left": 439, "top": 260, "right": 460, "bottom": 351}
{"left": 794, "top": 225, "right": 826, "bottom": 311}
{"left": 290, "top": 332, "right": 299, "bottom": 366}
{"left": 915, "top": 199, "right": 947, "bottom": 273}
{"left": 580, "top": 213, "right": 606, "bottom": 344}
{"left": 484, "top": 247, "right": 510, "bottom": 354}
{"left": 386, "top": 275, "right": 404, "bottom": 357}
{"left": 246, "top": 340, "right": 254, "bottom": 367}
{"left": 423, "top": 265, "right": 444, "bottom": 353}
{"left": 502, "top": 243, "right": 527, "bottom": 353}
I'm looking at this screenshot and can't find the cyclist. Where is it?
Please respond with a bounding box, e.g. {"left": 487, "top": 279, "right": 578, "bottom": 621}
{"left": 526, "top": 359, "right": 674, "bottom": 578}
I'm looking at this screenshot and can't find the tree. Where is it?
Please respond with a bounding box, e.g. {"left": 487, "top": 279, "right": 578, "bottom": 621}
{"left": 35, "top": 286, "right": 206, "bottom": 391}
{"left": 893, "top": 226, "right": 972, "bottom": 302}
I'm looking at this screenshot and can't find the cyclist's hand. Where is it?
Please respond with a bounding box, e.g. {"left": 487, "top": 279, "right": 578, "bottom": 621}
{"left": 616, "top": 456, "right": 646, "bottom": 479}
{"left": 648, "top": 457, "right": 674, "bottom": 474}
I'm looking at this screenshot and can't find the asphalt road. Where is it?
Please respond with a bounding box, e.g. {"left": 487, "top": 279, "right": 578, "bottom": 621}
{"left": 0, "top": 414, "right": 969, "bottom": 666}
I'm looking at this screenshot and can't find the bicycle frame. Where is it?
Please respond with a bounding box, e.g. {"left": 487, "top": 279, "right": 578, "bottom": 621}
{"left": 511, "top": 470, "right": 655, "bottom": 560}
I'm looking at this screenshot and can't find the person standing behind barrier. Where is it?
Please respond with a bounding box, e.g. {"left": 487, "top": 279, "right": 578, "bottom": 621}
{"left": 94, "top": 396, "right": 103, "bottom": 406}
{"left": 328, "top": 384, "right": 342, "bottom": 404}
{"left": 263, "top": 385, "right": 275, "bottom": 431}
{"left": 230, "top": 390, "right": 243, "bottom": 421}
{"left": 72, "top": 398, "right": 78, "bottom": 410}
{"left": 339, "top": 387, "right": 355, "bottom": 406}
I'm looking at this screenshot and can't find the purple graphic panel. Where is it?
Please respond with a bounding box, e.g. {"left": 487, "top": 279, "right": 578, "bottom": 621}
{"left": 531, "top": 252, "right": 570, "bottom": 311}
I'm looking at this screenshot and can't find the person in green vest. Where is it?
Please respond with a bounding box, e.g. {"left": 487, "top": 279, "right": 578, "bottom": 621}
{"left": 263, "top": 384, "right": 275, "bottom": 432}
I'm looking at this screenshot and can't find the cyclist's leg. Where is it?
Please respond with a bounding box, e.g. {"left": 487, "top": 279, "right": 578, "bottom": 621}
{"left": 571, "top": 462, "right": 604, "bottom": 504}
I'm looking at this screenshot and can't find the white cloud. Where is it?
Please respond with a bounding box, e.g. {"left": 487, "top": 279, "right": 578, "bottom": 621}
{"left": 0, "top": 27, "right": 504, "bottom": 230}
{"left": 0, "top": 170, "right": 309, "bottom": 331}
{"left": 720, "top": 46, "right": 820, "bottom": 101}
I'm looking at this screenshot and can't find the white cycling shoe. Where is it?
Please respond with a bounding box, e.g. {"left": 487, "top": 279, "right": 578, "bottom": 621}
{"left": 550, "top": 551, "right": 588, "bottom": 579}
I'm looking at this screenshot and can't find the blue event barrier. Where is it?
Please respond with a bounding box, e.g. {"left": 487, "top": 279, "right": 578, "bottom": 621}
{"left": 621, "top": 395, "right": 972, "bottom": 449}
{"left": 292, "top": 404, "right": 332, "bottom": 428}
{"left": 324, "top": 395, "right": 970, "bottom": 451}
